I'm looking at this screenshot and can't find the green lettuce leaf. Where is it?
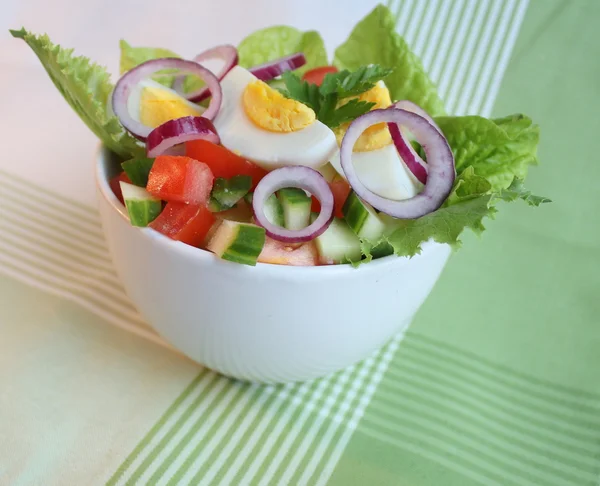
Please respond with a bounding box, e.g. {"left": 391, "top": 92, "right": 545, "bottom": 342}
{"left": 435, "top": 114, "right": 540, "bottom": 192}
{"left": 333, "top": 4, "right": 445, "bottom": 116}
{"left": 11, "top": 28, "right": 143, "bottom": 159}
{"left": 119, "top": 40, "right": 180, "bottom": 87}
{"left": 238, "top": 26, "right": 327, "bottom": 75}
{"left": 496, "top": 178, "right": 552, "bottom": 206}
{"left": 119, "top": 40, "right": 205, "bottom": 93}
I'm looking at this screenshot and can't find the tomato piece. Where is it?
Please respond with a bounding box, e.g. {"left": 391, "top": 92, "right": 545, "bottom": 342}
{"left": 149, "top": 202, "right": 216, "bottom": 247}
{"left": 146, "top": 155, "right": 214, "bottom": 205}
{"left": 109, "top": 171, "right": 132, "bottom": 204}
{"left": 185, "top": 140, "right": 267, "bottom": 189}
{"left": 258, "top": 238, "right": 319, "bottom": 266}
{"left": 302, "top": 66, "right": 338, "bottom": 86}
{"left": 311, "top": 178, "right": 351, "bottom": 219}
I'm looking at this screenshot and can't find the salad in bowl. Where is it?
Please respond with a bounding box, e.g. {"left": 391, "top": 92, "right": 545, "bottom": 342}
{"left": 10, "top": 4, "right": 547, "bottom": 269}
{"left": 10, "top": 5, "right": 549, "bottom": 382}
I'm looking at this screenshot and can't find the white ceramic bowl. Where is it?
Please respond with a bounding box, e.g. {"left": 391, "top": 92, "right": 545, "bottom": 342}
{"left": 96, "top": 148, "right": 451, "bottom": 383}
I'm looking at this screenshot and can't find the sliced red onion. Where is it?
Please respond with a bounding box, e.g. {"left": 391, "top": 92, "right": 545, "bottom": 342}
{"left": 249, "top": 53, "right": 306, "bottom": 81}
{"left": 341, "top": 108, "right": 455, "bottom": 219}
{"left": 146, "top": 116, "right": 219, "bottom": 158}
{"left": 253, "top": 166, "right": 334, "bottom": 243}
{"left": 112, "top": 58, "right": 222, "bottom": 140}
{"left": 388, "top": 122, "right": 428, "bottom": 184}
{"left": 173, "top": 45, "right": 238, "bottom": 103}
{"left": 387, "top": 101, "right": 443, "bottom": 185}
{"left": 392, "top": 100, "right": 441, "bottom": 132}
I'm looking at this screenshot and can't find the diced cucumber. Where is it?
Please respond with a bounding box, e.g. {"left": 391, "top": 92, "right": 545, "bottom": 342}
{"left": 210, "top": 175, "right": 252, "bottom": 210}
{"left": 207, "top": 220, "right": 266, "bottom": 266}
{"left": 343, "top": 191, "right": 386, "bottom": 240}
{"left": 243, "top": 192, "right": 253, "bottom": 205}
{"left": 121, "top": 157, "right": 155, "bottom": 187}
{"left": 264, "top": 194, "right": 284, "bottom": 227}
{"left": 311, "top": 213, "right": 362, "bottom": 264}
{"left": 278, "top": 188, "right": 311, "bottom": 230}
{"left": 120, "top": 181, "right": 162, "bottom": 227}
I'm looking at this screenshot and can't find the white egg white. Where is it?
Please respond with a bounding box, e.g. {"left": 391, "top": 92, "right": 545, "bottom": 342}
{"left": 330, "top": 144, "right": 423, "bottom": 200}
{"left": 212, "top": 66, "right": 337, "bottom": 170}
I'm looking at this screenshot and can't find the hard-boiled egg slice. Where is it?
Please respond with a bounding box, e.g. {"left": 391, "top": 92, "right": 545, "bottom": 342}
{"left": 127, "top": 79, "right": 204, "bottom": 129}
{"left": 330, "top": 144, "right": 422, "bottom": 200}
{"left": 330, "top": 81, "right": 422, "bottom": 200}
{"left": 213, "top": 66, "right": 337, "bottom": 170}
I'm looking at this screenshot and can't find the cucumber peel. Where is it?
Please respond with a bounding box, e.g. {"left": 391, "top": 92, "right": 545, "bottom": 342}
{"left": 120, "top": 181, "right": 162, "bottom": 227}
{"left": 210, "top": 175, "right": 252, "bottom": 211}
{"left": 207, "top": 220, "right": 266, "bottom": 266}
{"left": 310, "top": 213, "right": 361, "bottom": 264}
{"left": 343, "top": 190, "right": 386, "bottom": 240}
{"left": 278, "top": 188, "right": 311, "bottom": 230}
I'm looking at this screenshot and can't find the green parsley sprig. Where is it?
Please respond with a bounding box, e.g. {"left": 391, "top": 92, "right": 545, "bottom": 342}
{"left": 280, "top": 65, "right": 393, "bottom": 129}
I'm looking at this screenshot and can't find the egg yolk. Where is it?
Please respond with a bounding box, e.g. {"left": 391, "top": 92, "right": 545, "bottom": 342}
{"left": 243, "top": 80, "right": 316, "bottom": 132}
{"left": 335, "top": 83, "right": 393, "bottom": 152}
{"left": 139, "top": 86, "right": 203, "bottom": 128}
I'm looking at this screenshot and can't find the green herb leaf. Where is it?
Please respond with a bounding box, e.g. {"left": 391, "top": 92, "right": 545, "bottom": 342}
{"left": 10, "top": 28, "right": 143, "bottom": 159}
{"left": 333, "top": 4, "right": 445, "bottom": 116}
{"left": 281, "top": 68, "right": 384, "bottom": 129}
{"left": 121, "top": 157, "right": 155, "bottom": 187}
{"left": 320, "top": 65, "right": 394, "bottom": 97}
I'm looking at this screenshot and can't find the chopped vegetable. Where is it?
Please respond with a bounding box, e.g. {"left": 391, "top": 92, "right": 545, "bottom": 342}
{"left": 185, "top": 140, "right": 267, "bottom": 189}
{"left": 311, "top": 178, "right": 351, "bottom": 219}
{"left": 258, "top": 238, "right": 319, "bottom": 266}
{"left": 149, "top": 202, "right": 216, "bottom": 247}
{"left": 207, "top": 220, "right": 266, "bottom": 266}
{"left": 302, "top": 66, "right": 339, "bottom": 86}
{"left": 278, "top": 188, "right": 312, "bottom": 230}
{"left": 311, "top": 214, "right": 362, "bottom": 265}
{"left": 146, "top": 155, "right": 214, "bottom": 205}
{"left": 249, "top": 53, "right": 306, "bottom": 81}
{"left": 109, "top": 171, "right": 132, "bottom": 204}
{"left": 342, "top": 191, "right": 386, "bottom": 240}
{"left": 120, "top": 181, "right": 162, "bottom": 227}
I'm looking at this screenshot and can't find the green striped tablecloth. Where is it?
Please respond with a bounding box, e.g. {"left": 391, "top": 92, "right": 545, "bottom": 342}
{"left": 1, "top": 0, "right": 599, "bottom": 484}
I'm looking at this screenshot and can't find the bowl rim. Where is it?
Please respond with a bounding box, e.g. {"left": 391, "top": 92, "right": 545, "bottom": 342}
{"left": 95, "top": 145, "right": 438, "bottom": 276}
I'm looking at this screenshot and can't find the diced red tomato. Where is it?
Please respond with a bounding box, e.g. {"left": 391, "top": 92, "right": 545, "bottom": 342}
{"left": 109, "top": 171, "right": 132, "bottom": 204}
{"left": 311, "top": 178, "right": 351, "bottom": 218}
{"left": 149, "top": 202, "right": 216, "bottom": 247}
{"left": 258, "top": 238, "right": 319, "bottom": 266}
{"left": 185, "top": 140, "right": 267, "bottom": 189}
{"left": 302, "top": 66, "right": 338, "bottom": 86}
{"left": 146, "top": 155, "right": 214, "bottom": 205}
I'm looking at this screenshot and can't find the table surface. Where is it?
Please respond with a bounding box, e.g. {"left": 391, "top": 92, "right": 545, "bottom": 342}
{"left": 1, "top": 1, "right": 599, "bottom": 485}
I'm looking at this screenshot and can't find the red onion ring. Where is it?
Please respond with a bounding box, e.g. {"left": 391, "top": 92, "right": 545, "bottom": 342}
{"left": 387, "top": 101, "right": 443, "bottom": 184}
{"left": 252, "top": 166, "right": 334, "bottom": 243}
{"left": 173, "top": 45, "right": 238, "bottom": 103}
{"left": 341, "top": 108, "right": 455, "bottom": 219}
{"left": 249, "top": 53, "right": 306, "bottom": 81}
{"left": 112, "top": 58, "right": 222, "bottom": 141}
{"left": 393, "top": 100, "right": 441, "bottom": 132}
{"left": 146, "top": 116, "right": 219, "bottom": 158}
